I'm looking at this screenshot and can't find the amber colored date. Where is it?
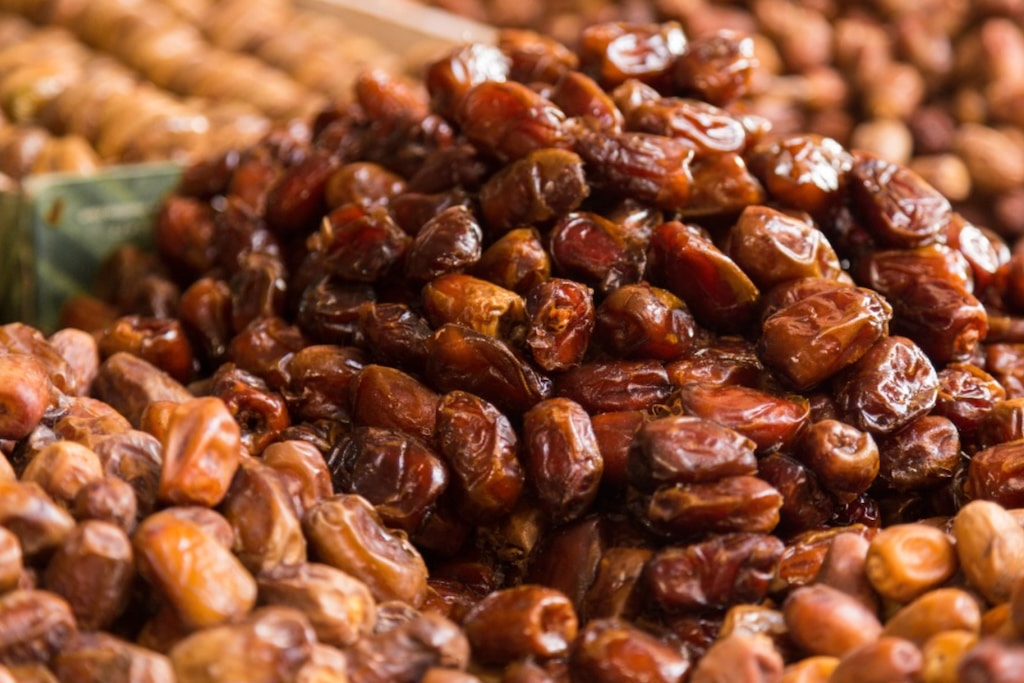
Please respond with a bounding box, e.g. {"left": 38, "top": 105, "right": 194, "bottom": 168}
{"left": 760, "top": 286, "right": 892, "bottom": 391}
{"left": 848, "top": 152, "right": 952, "bottom": 248}
{"left": 457, "top": 81, "right": 571, "bottom": 162}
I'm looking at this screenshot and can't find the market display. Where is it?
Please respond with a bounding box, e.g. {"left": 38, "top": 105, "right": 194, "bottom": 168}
{"left": 3, "top": 4, "right": 1024, "bottom": 683}
{"left": 0, "top": 0, "right": 402, "bottom": 180}
{"left": 419, "top": 0, "right": 1024, "bottom": 242}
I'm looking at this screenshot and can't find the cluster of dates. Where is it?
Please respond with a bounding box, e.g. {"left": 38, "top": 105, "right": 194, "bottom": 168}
{"left": 4, "top": 18, "right": 1024, "bottom": 683}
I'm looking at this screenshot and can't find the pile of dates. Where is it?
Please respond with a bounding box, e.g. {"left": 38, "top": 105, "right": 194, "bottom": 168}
{"left": 6, "top": 19, "right": 1024, "bottom": 683}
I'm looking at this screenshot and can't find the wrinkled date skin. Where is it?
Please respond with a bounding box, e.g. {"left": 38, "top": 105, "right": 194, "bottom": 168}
{"left": 595, "top": 283, "right": 697, "bottom": 361}
{"left": 572, "top": 125, "right": 694, "bottom": 211}
{"left": 747, "top": 134, "right": 853, "bottom": 218}
{"left": 478, "top": 149, "right": 589, "bottom": 236}
{"left": 462, "top": 585, "right": 579, "bottom": 664}
{"left": 570, "top": 618, "right": 692, "bottom": 683}
{"left": 675, "top": 382, "right": 810, "bottom": 453}
{"left": 834, "top": 336, "right": 940, "bottom": 435}
{"left": 644, "top": 476, "right": 783, "bottom": 537}
{"left": 548, "top": 212, "right": 647, "bottom": 295}
{"left": 628, "top": 415, "right": 758, "bottom": 492}
{"left": 456, "top": 80, "right": 572, "bottom": 162}
{"left": 303, "top": 494, "right": 429, "bottom": 606}
{"left": 425, "top": 324, "right": 553, "bottom": 416}
{"left": 522, "top": 398, "right": 604, "bottom": 524}
{"left": 434, "top": 390, "right": 524, "bottom": 522}
{"left": 726, "top": 205, "right": 846, "bottom": 289}
{"left": 526, "top": 278, "right": 595, "bottom": 372}
{"left": 158, "top": 397, "right": 241, "bottom": 508}
{"left": 760, "top": 286, "right": 892, "bottom": 391}
{"left": 648, "top": 221, "right": 759, "bottom": 333}
{"left": 331, "top": 426, "right": 449, "bottom": 534}
{"left": 848, "top": 152, "right": 952, "bottom": 249}
{"left": 0, "top": 590, "right": 77, "bottom": 666}
{"left": 578, "top": 21, "right": 687, "bottom": 90}
{"left": 644, "top": 533, "right": 784, "bottom": 612}
{"left": 133, "top": 510, "right": 257, "bottom": 630}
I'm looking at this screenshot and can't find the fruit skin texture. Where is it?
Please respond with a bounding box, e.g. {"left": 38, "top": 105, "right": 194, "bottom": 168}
{"left": 0, "top": 353, "right": 51, "bottom": 441}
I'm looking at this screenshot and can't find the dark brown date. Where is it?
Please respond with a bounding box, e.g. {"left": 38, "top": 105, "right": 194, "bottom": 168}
{"left": 526, "top": 278, "right": 595, "bottom": 372}
{"left": 331, "top": 427, "right": 448, "bottom": 535}
{"left": 405, "top": 206, "right": 484, "bottom": 282}
{"left": 578, "top": 21, "right": 686, "bottom": 91}
{"left": 797, "top": 419, "right": 880, "bottom": 500}
{"left": 550, "top": 71, "right": 623, "bottom": 132}
{"left": 571, "top": 126, "right": 694, "bottom": 211}
{"left": 498, "top": 28, "right": 579, "bottom": 85}
{"left": 834, "top": 336, "right": 939, "bottom": 435}
{"left": 435, "top": 390, "right": 524, "bottom": 522}
{"left": 876, "top": 415, "right": 961, "bottom": 492}
{"left": 556, "top": 360, "right": 672, "bottom": 414}
{"left": 674, "top": 30, "right": 757, "bottom": 106}
{"left": 644, "top": 476, "right": 783, "bottom": 536}
{"left": 97, "top": 316, "right": 194, "bottom": 385}
{"left": 681, "top": 152, "right": 767, "bottom": 218}
{"left": 548, "top": 212, "right": 646, "bottom": 294}
{"left": 628, "top": 415, "right": 757, "bottom": 492}
{"left": 569, "top": 618, "right": 691, "bottom": 683}
{"left": 625, "top": 98, "right": 746, "bottom": 156}
{"left": 318, "top": 205, "right": 411, "bottom": 284}
{"left": 425, "top": 324, "right": 553, "bottom": 415}
{"left": 478, "top": 149, "right": 588, "bottom": 237}
{"left": 522, "top": 398, "right": 604, "bottom": 524}
{"left": 582, "top": 546, "right": 652, "bottom": 622}
{"left": 225, "top": 317, "right": 306, "bottom": 392}
{"left": 644, "top": 533, "right": 784, "bottom": 611}
{"left": 727, "top": 205, "right": 845, "bottom": 289}
{"left": 887, "top": 276, "right": 988, "bottom": 365}
{"left": 648, "top": 220, "right": 759, "bottom": 333}
{"left": 426, "top": 43, "right": 510, "bottom": 122}
{"left": 473, "top": 227, "right": 551, "bottom": 295}
{"left": 264, "top": 150, "right": 337, "bottom": 236}
{"left": 358, "top": 303, "right": 433, "bottom": 373}
{"left": 747, "top": 134, "right": 853, "bottom": 217}
{"left": 296, "top": 277, "right": 375, "bottom": 347}
{"left": 211, "top": 363, "right": 291, "bottom": 454}
{"left": 966, "top": 440, "right": 1024, "bottom": 507}
{"left": 757, "top": 452, "right": 833, "bottom": 533}
{"left": 462, "top": 585, "right": 578, "bottom": 664}
{"left": 324, "top": 161, "right": 407, "bottom": 210}
{"left": 349, "top": 364, "right": 440, "bottom": 445}
{"left": 285, "top": 344, "right": 365, "bottom": 425}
